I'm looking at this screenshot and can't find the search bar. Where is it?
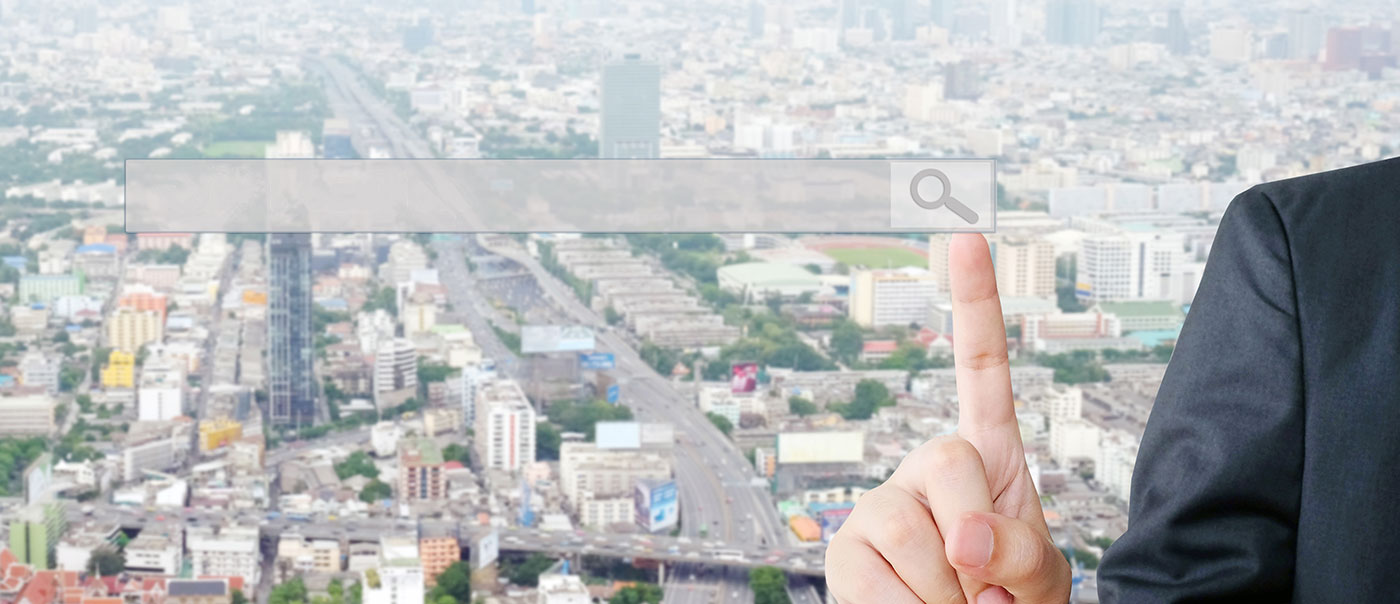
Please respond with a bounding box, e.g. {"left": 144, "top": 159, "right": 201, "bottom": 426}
{"left": 124, "top": 158, "right": 996, "bottom": 233}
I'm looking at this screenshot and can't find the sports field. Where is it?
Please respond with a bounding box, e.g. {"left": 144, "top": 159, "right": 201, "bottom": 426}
{"left": 822, "top": 246, "right": 927, "bottom": 269}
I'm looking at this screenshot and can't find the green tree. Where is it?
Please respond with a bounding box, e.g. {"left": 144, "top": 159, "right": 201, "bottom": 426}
{"left": 442, "top": 443, "right": 471, "bottom": 465}
{"left": 536, "top": 423, "right": 561, "bottom": 461}
{"left": 829, "top": 320, "right": 864, "bottom": 364}
{"left": 504, "top": 553, "right": 556, "bottom": 587}
{"left": 706, "top": 412, "right": 734, "bottom": 436}
{"left": 545, "top": 399, "right": 633, "bottom": 439}
{"left": 429, "top": 561, "right": 472, "bottom": 603}
{"left": 232, "top": 591, "right": 250, "bottom": 604}
{"left": 787, "top": 396, "right": 818, "bottom": 416}
{"left": 359, "top": 479, "right": 392, "bottom": 503}
{"left": 270, "top": 578, "right": 309, "bottom": 604}
{"left": 362, "top": 286, "right": 398, "bottom": 316}
{"left": 335, "top": 451, "right": 379, "bottom": 480}
{"left": 609, "top": 583, "right": 664, "bottom": 604}
{"left": 86, "top": 546, "right": 124, "bottom": 576}
{"left": 830, "top": 379, "right": 894, "bottom": 420}
{"left": 749, "top": 567, "right": 791, "bottom": 604}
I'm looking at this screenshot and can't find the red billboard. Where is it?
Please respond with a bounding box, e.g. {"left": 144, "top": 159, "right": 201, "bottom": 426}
{"left": 730, "top": 362, "right": 759, "bottom": 393}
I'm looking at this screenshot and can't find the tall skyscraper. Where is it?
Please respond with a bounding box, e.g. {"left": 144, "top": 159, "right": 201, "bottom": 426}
{"left": 988, "top": 0, "right": 1020, "bottom": 48}
{"left": 1163, "top": 7, "right": 1190, "bottom": 56}
{"left": 944, "top": 60, "right": 984, "bottom": 100}
{"left": 599, "top": 54, "right": 661, "bottom": 159}
{"left": 268, "top": 233, "right": 316, "bottom": 428}
{"left": 1045, "top": 0, "right": 1100, "bottom": 47}
{"left": 887, "top": 0, "right": 916, "bottom": 41}
{"left": 929, "top": 0, "right": 953, "bottom": 29}
{"left": 747, "top": 0, "right": 765, "bottom": 38}
{"left": 1287, "top": 10, "right": 1324, "bottom": 61}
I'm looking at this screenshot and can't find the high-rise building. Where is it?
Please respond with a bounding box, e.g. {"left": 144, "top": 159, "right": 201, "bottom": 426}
{"left": 989, "top": 236, "right": 1056, "bottom": 298}
{"left": 1044, "top": 0, "right": 1100, "bottom": 47}
{"left": 747, "top": 0, "right": 765, "bottom": 38}
{"left": 419, "top": 533, "right": 460, "bottom": 588}
{"left": 1163, "top": 7, "right": 1190, "bottom": 56}
{"left": 268, "top": 234, "right": 316, "bottom": 428}
{"left": 1287, "top": 10, "right": 1325, "bottom": 61}
{"left": 186, "top": 525, "right": 261, "bottom": 588}
{"left": 373, "top": 338, "right": 418, "bottom": 399}
{"left": 474, "top": 379, "right": 536, "bottom": 472}
{"left": 599, "top": 54, "right": 661, "bottom": 159}
{"left": 988, "top": 0, "right": 1020, "bottom": 48}
{"left": 1075, "top": 231, "right": 1184, "bottom": 303}
{"left": 398, "top": 438, "right": 447, "bottom": 503}
{"left": 106, "top": 307, "right": 163, "bottom": 353}
{"left": 8, "top": 502, "right": 65, "bottom": 570}
{"left": 929, "top": 0, "right": 953, "bottom": 29}
{"left": 848, "top": 268, "right": 940, "bottom": 328}
{"left": 886, "top": 0, "right": 916, "bottom": 41}
{"left": 943, "top": 60, "right": 983, "bottom": 101}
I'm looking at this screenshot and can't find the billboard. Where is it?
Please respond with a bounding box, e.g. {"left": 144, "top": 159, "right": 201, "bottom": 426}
{"left": 521, "top": 325, "right": 596, "bottom": 354}
{"left": 578, "top": 352, "right": 616, "bottom": 370}
{"left": 635, "top": 479, "right": 679, "bottom": 533}
{"left": 596, "top": 421, "right": 641, "bottom": 449}
{"left": 819, "top": 508, "right": 853, "bottom": 543}
{"left": 473, "top": 529, "right": 499, "bottom": 570}
{"left": 730, "top": 362, "right": 759, "bottom": 393}
{"left": 776, "top": 431, "right": 865, "bottom": 464}
{"left": 606, "top": 383, "right": 620, "bottom": 404}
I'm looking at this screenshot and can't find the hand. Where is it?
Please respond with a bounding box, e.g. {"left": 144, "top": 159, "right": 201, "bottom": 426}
{"left": 825, "top": 234, "right": 1071, "bottom": 604}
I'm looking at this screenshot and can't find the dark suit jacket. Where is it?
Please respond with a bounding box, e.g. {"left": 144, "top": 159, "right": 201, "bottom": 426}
{"left": 1098, "top": 157, "right": 1400, "bottom": 602}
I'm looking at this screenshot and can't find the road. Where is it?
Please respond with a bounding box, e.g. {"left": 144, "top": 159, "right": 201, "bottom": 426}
{"left": 311, "top": 53, "right": 825, "bottom": 604}
{"left": 477, "top": 235, "right": 826, "bottom": 604}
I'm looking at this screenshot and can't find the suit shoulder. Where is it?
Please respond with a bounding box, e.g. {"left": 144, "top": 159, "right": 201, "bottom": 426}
{"left": 1243, "top": 157, "right": 1400, "bottom": 225}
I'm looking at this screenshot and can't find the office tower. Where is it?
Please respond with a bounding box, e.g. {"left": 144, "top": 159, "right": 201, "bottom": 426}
{"left": 748, "top": 0, "right": 765, "bottom": 38}
{"left": 848, "top": 268, "right": 940, "bottom": 328}
{"left": 1075, "top": 231, "right": 1184, "bottom": 303}
{"left": 1045, "top": 0, "right": 1100, "bottom": 47}
{"left": 930, "top": 0, "right": 953, "bottom": 29}
{"left": 944, "top": 60, "right": 984, "bottom": 100}
{"left": 990, "top": 236, "right": 1056, "bottom": 298}
{"left": 599, "top": 54, "right": 661, "bottom": 159}
{"left": 840, "top": 0, "right": 861, "bottom": 30}
{"left": 1287, "top": 10, "right": 1324, "bottom": 61}
{"left": 887, "top": 0, "right": 916, "bottom": 41}
{"left": 474, "top": 379, "right": 537, "bottom": 472}
{"left": 988, "top": 0, "right": 1020, "bottom": 47}
{"left": 268, "top": 234, "right": 316, "bottom": 428}
{"left": 373, "top": 338, "right": 418, "bottom": 399}
{"left": 403, "top": 17, "right": 434, "bottom": 53}
{"left": 398, "top": 438, "right": 447, "bottom": 502}
{"left": 1163, "top": 7, "right": 1189, "bottom": 56}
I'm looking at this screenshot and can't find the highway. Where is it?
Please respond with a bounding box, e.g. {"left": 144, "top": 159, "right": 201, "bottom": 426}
{"left": 311, "top": 53, "right": 825, "bottom": 604}
{"left": 475, "top": 235, "right": 826, "bottom": 604}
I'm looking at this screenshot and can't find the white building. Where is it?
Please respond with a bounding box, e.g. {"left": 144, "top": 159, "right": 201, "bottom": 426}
{"left": 989, "top": 236, "right": 1056, "bottom": 299}
{"left": 373, "top": 338, "right": 418, "bottom": 399}
{"left": 125, "top": 528, "right": 183, "bottom": 575}
{"left": 18, "top": 352, "right": 61, "bottom": 395}
{"left": 457, "top": 363, "right": 496, "bottom": 428}
{"left": 138, "top": 361, "right": 186, "bottom": 421}
{"left": 1049, "top": 418, "right": 1101, "bottom": 469}
{"left": 1028, "top": 385, "right": 1083, "bottom": 423}
{"left": 371, "top": 421, "right": 403, "bottom": 458}
{"left": 0, "top": 395, "right": 57, "bottom": 437}
{"left": 362, "top": 537, "right": 425, "bottom": 604}
{"left": 848, "top": 268, "right": 939, "bottom": 327}
{"left": 474, "top": 379, "right": 536, "bottom": 472}
{"left": 186, "top": 525, "right": 261, "bottom": 588}
{"left": 1097, "top": 430, "right": 1139, "bottom": 505}
{"left": 538, "top": 573, "right": 591, "bottom": 604}
{"left": 559, "top": 441, "right": 672, "bottom": 529}
{"left": 1076, "top": 230, "right": 1184, "bottom": 303}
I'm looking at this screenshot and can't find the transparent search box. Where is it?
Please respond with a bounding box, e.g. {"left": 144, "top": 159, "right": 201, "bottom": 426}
{"left": 124, "top": 158, "right": 996, "bottom": 233}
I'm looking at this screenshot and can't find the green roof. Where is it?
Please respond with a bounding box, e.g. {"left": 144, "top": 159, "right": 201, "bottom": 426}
{"left": 716, "top": 262, "right": 821, "bottom": 287}
{"left": 1096, "top": 301, "right": 1183, "bottom": 317}
{"left": 411, "top": 437, "right": 443, "bottom": 465}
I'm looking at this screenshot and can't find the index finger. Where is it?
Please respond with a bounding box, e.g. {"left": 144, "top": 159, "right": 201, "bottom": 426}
{"left": 948, "top": 233, "right": 1016, "bottom": 436}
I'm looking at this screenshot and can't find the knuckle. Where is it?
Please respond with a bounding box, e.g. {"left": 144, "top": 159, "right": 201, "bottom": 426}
{"left": 958, "top": 348, "right": 1009, "bottom": 372}
{"left": 867, "top": 490, "right": 926, "bottom": 551}
{"left": 924, "top": 436, "right": 983, "bottom": 478}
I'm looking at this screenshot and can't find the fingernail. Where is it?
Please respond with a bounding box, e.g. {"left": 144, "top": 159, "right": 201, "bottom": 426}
{"left": 950, "top": 516, "right": 994, "bottom": 568}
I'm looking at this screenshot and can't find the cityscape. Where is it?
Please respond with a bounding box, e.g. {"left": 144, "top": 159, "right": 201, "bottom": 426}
{"left": 0, "top": 0, "right": 1398, "bottom": 603}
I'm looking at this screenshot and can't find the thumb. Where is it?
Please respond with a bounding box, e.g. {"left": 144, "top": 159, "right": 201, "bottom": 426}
{"left": 945, "top": 512, "right": 1072, "bottom": 604}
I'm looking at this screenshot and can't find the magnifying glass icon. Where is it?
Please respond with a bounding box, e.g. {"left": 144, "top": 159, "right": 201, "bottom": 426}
{"left": 909, "top": 168, "right": 979, "bottom": 224}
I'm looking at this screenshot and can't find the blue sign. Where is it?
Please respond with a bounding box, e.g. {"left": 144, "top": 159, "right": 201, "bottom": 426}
{"left": 606, "top": 384, "right": 620, "bottom": 404}
{"left": 578, "top": 352, "right": 616, "bottom": 370}
{"left": 644, "top": 480, "right": 679, "bottom": 532}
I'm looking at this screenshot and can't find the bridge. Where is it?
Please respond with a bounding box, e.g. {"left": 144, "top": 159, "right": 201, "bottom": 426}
{"left": 75, "top": 504, "right": 827, "bottom": 578}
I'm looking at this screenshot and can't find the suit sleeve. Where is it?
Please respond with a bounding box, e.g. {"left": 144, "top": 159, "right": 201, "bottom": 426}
{"left": 1097, "top": 188, "right": 1304, "bottom": 602}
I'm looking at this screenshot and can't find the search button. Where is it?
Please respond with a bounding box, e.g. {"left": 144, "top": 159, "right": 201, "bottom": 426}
{"left": 889, "top": 160, "right": 996, "bottom": 232}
